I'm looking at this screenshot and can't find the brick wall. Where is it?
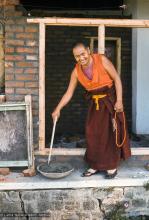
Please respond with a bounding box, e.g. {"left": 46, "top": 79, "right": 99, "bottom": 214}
{"left": 4, "top": 1, "right": 39, "bottom": 145}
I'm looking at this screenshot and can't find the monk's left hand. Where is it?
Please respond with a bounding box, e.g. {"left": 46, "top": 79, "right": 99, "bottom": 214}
{"left": 114, "top": 100, "right": 123, "bottom": 112}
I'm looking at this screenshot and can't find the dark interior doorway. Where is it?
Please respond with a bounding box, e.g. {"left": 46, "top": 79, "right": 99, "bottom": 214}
{"left": 45, "top": 26, "right": 132, "bottom": 147}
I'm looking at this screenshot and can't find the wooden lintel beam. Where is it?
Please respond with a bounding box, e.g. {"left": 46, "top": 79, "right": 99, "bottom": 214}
{"left": 27, "top": 18, "right": 149, "bottom": 28}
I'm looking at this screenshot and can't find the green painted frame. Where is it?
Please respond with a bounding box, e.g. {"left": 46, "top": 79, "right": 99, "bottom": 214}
{"left": 0, "top": 97, "right": 33, "bottom": 168}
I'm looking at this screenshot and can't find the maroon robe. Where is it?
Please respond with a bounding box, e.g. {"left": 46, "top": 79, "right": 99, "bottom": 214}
{"left": 84, "top": 85, "right": 131, "bottom": 170}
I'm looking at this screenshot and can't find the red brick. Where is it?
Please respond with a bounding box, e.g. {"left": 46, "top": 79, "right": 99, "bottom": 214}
{"left": 5, "top": 19, "right": 15, "bottom": 25}
{"left": 5, "top": 67, "right": 14, "bottom": 74}
{"left": 6, "top": 94, "right": 14, "bottom": 101}
{"left": 16, "top": 74, "right": 37, "bottom": 81}
{"left": 6, "top": 94, "right": 24, "bottom": 101}
{"left": 3, "top": 5, "right": 15, "bottom": 11}
{"left": 26, "top": 40, "right": 38, "bottom": 47}
{"left": 5, "top": 55, "right": 24, "bottom": 61}
{"left": 16, "top": 33, "right": 35, "bottom": 39}
{"left": 5, "top": 74, "right": 14, "bottom": 80}
{"left": 13, "top": 18, "right": 26, "bottom": 25}
{"left": 14, "top": 68, "right": 24, "bottom": 74}
{"left": 25, "top": 26, "right": 38, "bottom": 33}
{"left": 16, "top": 88, "right": 38, "bottom": 95}
{"left": 6, "top": 39, "right": 24, "bottom": 46}
{"left": 5, "top": 32, "right": 14, "bottom": 38}
{"left": 5, "top": 47, "right": 15, "bottom": 53}
{"left": 0, "top": 168, "right": 10, "bottom": 176}
{"left": 5, "top": 81, "right": 24, "bottom": 87}
{"left": 5, "top": 10, "right": 22, "bottom": 16}
{"left": 0, "top": 95, "right": 6, "bottom": 103}
{"left": 22, "top": 168, "right": 36, "bottom": 177}
{"left": 16, "top": 62, "right": 35, "bottom": 68}
{"left": 0, "top": 0, "right": 19, "bottom": 6}
{"left": 5, "top": 68, "right": 24, "bottom": 74}
{"left": 25, "top": 82, "right": 38, "bottom": 87}
{"left": 5, "top": 25, "right": 24, "bottom": 32}
{"left": 16, "top": 47, "right": 38, "bottom": 53}
{"left": 24, "top": 68, "right": 38, "bottom": 74}
{"left": 0, "top": 175, "right": 5, "bottom": 182}
{"left": 5, "top": 62, "right": 14, "bottom": 67}
{"left": 5, "top": 88, "right": 14, "bottom": 94}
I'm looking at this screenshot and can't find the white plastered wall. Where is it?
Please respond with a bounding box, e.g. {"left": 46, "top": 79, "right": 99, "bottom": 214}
{"left": 124, "top": 0, "right": 149, "bottom": 134}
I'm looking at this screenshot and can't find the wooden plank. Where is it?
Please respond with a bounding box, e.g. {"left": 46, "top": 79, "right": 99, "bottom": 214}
{"left": 29, "top": 96, "right": 34, "bottom": 169}
{"left": 116, "top": 38, "right": 121, "bottom": 74}
{"left": 35, "top": 147, "right": 149, "bottom": 156}
{"left": 0, "top": 161, "right": 28, "bottom": 167}
{"left": 25, "top": 95, "right": 34, "bottom": 168}
{"left": 35, "top": 148, "right": 85, "bottom": 156}
{"left": 25, "top": 96, "right": 31, "bottom": 168}
{"left": 0, "top": 106, "right": 26, "bottom": 111}
{"left": 27, "top": 18, "right": 149, "bottom": 28}
{"left": 0, "top": 103, "right": 26, "bottom": 106}
{"left": 98, "top": 25, "right": 105, "bottom": 54}
{"left": 90, "top": 37, "right": 94, "bottom": 53}
{"left": 39, "top": 22, "right": 46, "bottom": 151}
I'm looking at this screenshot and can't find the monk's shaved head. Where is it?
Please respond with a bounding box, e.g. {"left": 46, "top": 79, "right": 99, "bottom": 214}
{"left": 72, "top": 42, "right": 89, "bottom": 50}
{"left": 72, "top": 42, "right": 91, "bottom": 67}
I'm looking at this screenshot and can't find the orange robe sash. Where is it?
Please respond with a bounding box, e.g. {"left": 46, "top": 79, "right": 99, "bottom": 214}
{"left": 75, "top": 54, "right": 113, "bottom": 91}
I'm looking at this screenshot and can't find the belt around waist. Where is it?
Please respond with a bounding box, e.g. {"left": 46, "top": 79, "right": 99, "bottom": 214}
{"left": 92, "top": 94, "right": 107, "bottom": 110}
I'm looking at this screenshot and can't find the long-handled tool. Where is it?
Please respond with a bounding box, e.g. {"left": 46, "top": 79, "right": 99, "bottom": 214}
{"left": 48, "top": 116, "right": 57, "bottom": 165}
{"left": 37, "top": 116, "right": 74, "bottom": 179}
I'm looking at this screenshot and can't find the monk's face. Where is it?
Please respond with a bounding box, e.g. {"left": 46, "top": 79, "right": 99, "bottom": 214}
{"left": 73, "top": 45, "right": 91, "bottom": 67}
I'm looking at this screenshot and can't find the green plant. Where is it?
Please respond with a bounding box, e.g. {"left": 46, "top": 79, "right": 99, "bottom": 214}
{"left": 143, "top": 181, "right": 149, "bottom": 191}
{"left": 105, "top": 202, "right": 129, "bottom": 220}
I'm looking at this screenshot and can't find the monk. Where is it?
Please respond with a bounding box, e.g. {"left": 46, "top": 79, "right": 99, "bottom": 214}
{"left": 52, "top": 42, "right": 131, "bottom": 179}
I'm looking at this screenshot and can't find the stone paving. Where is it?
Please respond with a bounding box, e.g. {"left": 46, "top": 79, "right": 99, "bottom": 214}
{"left": 0, "top": 155, "right": 149, "bottom": 190}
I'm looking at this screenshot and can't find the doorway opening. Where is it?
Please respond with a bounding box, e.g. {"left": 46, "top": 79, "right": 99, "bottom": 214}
{"left": 45, "top": 26, "right": 132, "bottom": 149}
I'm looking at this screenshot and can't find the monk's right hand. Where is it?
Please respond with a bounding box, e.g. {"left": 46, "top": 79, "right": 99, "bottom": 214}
{"left": 52, "top": 109, "right": 60, "bottom": 123}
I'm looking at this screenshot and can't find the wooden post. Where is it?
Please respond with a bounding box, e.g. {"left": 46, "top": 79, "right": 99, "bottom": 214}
{"left": 90, "top": 37, "right": 94, "bottom": 53}
{"left": 39, "top": 22, "right": 45, "bottom": 150}
{"left": 98, "top": 25, "right": 105, "bottom": 54}
{"left": 25, "top": 95, "right": 34, "bottom": 168}
{"left": 0, "top": 25, "right": 4, "bottom": 92}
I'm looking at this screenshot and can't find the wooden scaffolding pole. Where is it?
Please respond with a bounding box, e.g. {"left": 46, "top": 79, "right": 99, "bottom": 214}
{"left": 98, "top": 25, "right": 105, "bottom": 54}
{"left": 39, "top": 22, "right": 45, "bottom": 150}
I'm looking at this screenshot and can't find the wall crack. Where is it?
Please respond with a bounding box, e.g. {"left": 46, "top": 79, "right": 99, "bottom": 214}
{"left": 19, "top": 192, "right": 27, "bottom": 217}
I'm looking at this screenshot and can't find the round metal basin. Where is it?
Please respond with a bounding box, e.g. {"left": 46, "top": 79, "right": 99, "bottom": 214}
{"left": 37, "top": 162, "right": 74, "bottom": 179}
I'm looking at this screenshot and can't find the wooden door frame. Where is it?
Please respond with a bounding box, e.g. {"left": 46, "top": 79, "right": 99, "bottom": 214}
{"left": 27, "top": 18, "right": 149, "bottom": 156}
